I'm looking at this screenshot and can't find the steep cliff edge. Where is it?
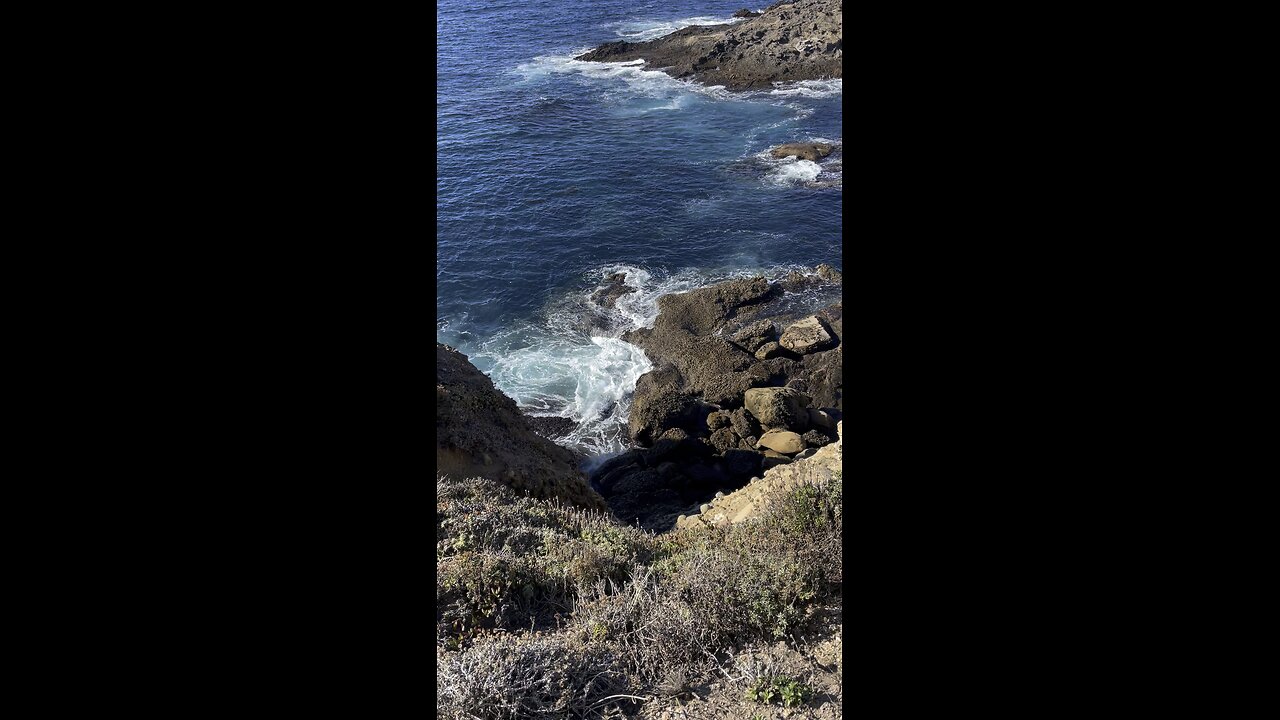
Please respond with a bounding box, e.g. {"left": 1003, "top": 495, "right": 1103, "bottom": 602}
{"left": 436, "top": 343, "right": 607, "bottom": 512}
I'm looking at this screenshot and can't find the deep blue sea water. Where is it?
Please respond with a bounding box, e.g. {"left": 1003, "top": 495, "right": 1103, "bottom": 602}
{"left": 437, "top": 0, "right": 842, "bottom": 456}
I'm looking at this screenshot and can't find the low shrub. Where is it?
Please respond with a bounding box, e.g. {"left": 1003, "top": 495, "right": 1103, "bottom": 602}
{"left": 745, "top": 675, "right": 815, "bottom": 708}
{"left": 437, "top": 631, "right": 630, "bottom": 719}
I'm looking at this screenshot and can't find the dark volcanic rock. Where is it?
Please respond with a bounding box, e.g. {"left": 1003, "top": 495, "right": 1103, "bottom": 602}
{"left": 708, "top": 427, "right": 741, "bottom": 454}
{"left": 730, "top": 319, "right": 777, "bottom": 353}
{"left": 624, "top": 278, "right": 778, "bottom": 431}
{"left": 436, "top": 344, "right": 606, "bottom": 512}
{"left": 803, "top": 429, "right": 833, "bottom": 447}
{"left": 591, "top": 272, "right": 636, "bottom": 308}
{"left": 770, "top": 143, "right": 835, "bottom": 161}
{"left": 706, "top": 410, "right": 732, "bottom": 430}
{"left": 576, "top": 0, "right": 841, "bottom": 91}
{"left": 733, "top": 9, "right": 761, "bottom": 18}
{"left": 723, "top": 448, "right": 762, "bottom": 477}
{"left": 730, "top": 407, "right": 762, "bottom": 439}
{"left": 627, "top": 363, "right": 698, "bottom": 444}
{"left": 524, "top": 414, "right": 577, "bottom": 440}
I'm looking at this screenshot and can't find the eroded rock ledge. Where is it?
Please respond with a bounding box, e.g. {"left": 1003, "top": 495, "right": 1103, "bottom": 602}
{"left": 576, "top": 0, "right": 842, "bottom": 91}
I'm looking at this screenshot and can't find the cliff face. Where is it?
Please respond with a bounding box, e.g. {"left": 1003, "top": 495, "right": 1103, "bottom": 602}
{"left": 577, "top": 0, "right": 842, "bottom": 90}
{"left": 436, "top": 344, "right": 607, "bottom": 512}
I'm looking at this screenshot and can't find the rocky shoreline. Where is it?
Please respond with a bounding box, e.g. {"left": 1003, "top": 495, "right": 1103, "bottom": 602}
{"left": 435, "top": 266, "right": 842, "bottom": 532}
{"left": 590, "top": 266, "right": 842, "bottom": 530}
{"left": 576, "top": 0, "right": 842, "bottom": 91}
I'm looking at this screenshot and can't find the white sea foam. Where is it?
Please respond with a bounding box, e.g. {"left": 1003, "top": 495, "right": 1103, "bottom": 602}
{"left": 516, "top": 54, "right": 735, "bottom": 101}
{"left": 483, "top": 335, "right": 653, "bottom": 456}
{"left": 608, "top": 15, "right": 744, "bottom": 42}
{"left": 769, "top": 78, "right": 843, "bottom": 98}
{"left": 767, "top": 159, "right": 823, "bottom": 185}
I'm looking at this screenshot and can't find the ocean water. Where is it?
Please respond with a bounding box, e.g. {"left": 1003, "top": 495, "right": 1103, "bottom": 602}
{"left": 437, "top": 0, "right": 842, "bottom": 456}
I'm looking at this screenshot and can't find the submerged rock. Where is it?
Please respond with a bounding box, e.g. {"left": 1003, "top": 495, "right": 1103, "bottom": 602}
{"left": 591, "top": 272, "right": 636, "bottom": 308}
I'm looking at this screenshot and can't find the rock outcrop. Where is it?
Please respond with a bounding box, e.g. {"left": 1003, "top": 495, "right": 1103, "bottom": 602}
{"left": 779, "top": 316, "right": 836, "bottom": 354}
{"left": 678, "top": 421, "right": 843, "bottom": 530}
{"left": 585, "top": 266, "right": 841, "bottom": 531}
{"left": 744, "top": 386, "right": 811, "bottom": 431}
{"left": 436, "top": 344, "right": 607, "bottom": 512}
{"left": 576, "top": 0, "right": 842, "bottom": 91}
{"left": 770, "top": 143, "right": 835, "bottom": 161}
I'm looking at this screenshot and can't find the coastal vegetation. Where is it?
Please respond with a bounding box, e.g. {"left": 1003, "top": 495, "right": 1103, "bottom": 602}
{"left": 437, "top": 463, "right": 842, "bottom": 718}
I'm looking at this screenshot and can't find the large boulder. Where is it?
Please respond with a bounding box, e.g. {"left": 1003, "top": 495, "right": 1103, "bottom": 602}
{"left": 646, "top": 427, "right": 711, "bottom": 465}
{"left": 779, "top": 316, "right": 836, "bottom": 355}
{"left": 722, "top": 448, "right": 762, "bottom": 477}
{"left": 627, "top": 364, "right": 699, "bottom": 445}
{"left": 744, "top": 386, "right": 812, "bottom": 431}
{"left": 730, "top": 407, "right": 761, "bottom": 439}
{"left": 770, "top": 143, "right": 835, "bottom": 162}
{"left": 708, "top": 427, "right": 741, "bottom": 455}
{"left": 757, "top": 429, "right": 805, "bottom": 454}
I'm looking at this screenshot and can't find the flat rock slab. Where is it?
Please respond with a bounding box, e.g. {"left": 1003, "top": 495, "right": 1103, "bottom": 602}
{"left": 780, "top": 316, "right": 836, "bottom": 355}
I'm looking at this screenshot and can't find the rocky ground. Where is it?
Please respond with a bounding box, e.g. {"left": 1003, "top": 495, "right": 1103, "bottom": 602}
{"left": 577, "top": 0, "right": 842, "bottom": 91}
{"left": 436, "top": 343, "right": 607, "bottom": 512}
{"left": 585, "top": 265, "right": 842, "bottom": 530}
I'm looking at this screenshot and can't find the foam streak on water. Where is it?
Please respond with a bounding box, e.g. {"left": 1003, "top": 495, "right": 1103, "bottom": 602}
{"left": 769, "top": 78, "right": 843, "bottom": 98}
{"left": 607, "top": 15, "right": 744, "bottom": 42}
